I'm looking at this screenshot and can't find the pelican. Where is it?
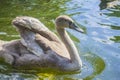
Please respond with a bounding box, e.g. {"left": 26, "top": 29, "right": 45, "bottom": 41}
{"left": 0, "top": 15, "right": 83, "bottom": 72}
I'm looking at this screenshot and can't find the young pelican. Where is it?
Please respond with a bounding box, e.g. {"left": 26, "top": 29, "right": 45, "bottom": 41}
{"left": 0, "top": 15, "right": 83, "bottom": 72}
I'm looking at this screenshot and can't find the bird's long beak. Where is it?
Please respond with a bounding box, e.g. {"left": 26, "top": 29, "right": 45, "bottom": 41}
{"left": 70, "top": 23, "right": 84, "bottom": 33}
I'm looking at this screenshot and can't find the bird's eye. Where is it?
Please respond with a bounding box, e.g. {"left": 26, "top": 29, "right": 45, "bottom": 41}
{"left": 69, "top": 21, "right": 72, "bottom": 25}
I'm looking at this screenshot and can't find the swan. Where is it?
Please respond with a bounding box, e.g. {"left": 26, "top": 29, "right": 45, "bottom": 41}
{"left": 0, "top": 15, "right": 83, "bottom": 72}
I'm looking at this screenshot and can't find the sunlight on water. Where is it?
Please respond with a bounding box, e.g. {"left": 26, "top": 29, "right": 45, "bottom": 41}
{"left": 0, "top": 0, "right": 120, "bottom": 80}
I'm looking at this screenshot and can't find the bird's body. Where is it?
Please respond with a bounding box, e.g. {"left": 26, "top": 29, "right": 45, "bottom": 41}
{"left": 0, "top": 15, "right": 83, "bottom": 72}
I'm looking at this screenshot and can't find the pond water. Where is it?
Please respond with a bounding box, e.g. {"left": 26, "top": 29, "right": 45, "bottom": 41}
{"left": 0, "top": 0, "right": 120, "bottom": 80}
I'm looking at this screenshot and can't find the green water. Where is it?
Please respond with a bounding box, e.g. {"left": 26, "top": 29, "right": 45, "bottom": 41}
{"left": 0, "top": 0, "right": 120, "bottom": 80}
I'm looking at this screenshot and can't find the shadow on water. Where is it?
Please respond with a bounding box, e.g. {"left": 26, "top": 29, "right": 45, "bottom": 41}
{"left": 0, "top": 0, "right": 120, "bottom": 80}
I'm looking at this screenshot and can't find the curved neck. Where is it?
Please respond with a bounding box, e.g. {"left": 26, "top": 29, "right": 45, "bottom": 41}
{"left": 57, "top": 28, "right": 81, "bottom": 63}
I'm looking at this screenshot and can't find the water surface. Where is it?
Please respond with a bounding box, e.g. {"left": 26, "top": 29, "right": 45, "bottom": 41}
{"left": 0, "top": 0, "right": 120, "bottom": 80}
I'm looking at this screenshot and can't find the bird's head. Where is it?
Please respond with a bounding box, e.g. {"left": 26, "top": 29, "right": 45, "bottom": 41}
{"left": 55, "top": 15, "right": 84, "bottom": 33}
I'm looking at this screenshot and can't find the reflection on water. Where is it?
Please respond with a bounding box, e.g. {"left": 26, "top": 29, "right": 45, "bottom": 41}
{"left": 82, "top": 53, "right": 105, "bottom": 80}
{"left": 0, "top": 0, "right": 120, "bottom": 80}
{"left": 0, "top": 73, "right": 38, "bottom": 80}
{"left": 110, "top": 36, "right": 120, "bottom": 43}
{"left": 99, "top": 0, "right": 119, "bottom": 9}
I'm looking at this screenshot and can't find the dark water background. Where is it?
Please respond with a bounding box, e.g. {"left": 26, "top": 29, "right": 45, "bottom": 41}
{"left": 0, "top": 0, "right": 120, "bottom": 80}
